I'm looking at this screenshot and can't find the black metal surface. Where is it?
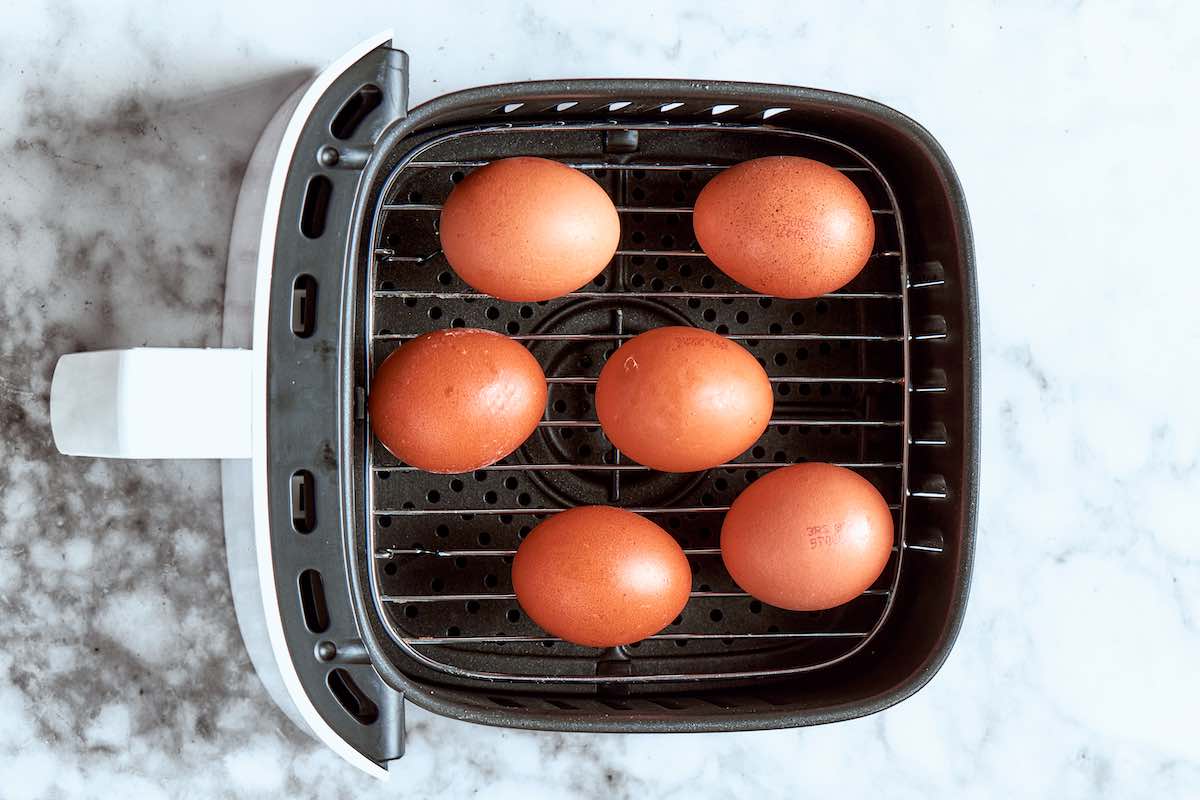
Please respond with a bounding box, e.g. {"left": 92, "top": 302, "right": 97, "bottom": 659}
{"left": 329, "top": 71, "right": 976, "bottom": 734}
{"left": 262, "top": 42, "right": 407, "bottom": 767}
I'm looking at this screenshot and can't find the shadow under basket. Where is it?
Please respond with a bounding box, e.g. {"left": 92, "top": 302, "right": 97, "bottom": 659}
{"left": 260, "top": 41, "right": 977, "bottom": 768}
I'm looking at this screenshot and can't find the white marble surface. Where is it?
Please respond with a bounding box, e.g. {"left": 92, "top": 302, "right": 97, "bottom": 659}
{"left": 1, "top": 2, "right": 1198, "bottom": 797}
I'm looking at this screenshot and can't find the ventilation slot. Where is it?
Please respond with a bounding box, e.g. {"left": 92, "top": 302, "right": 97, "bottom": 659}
{"left": 291, "top": 274, "right": 318, "bottom": 338}
{"left": 291, "top": 470, "right": 316, "bottom": 533}
{"left": 488, "top": 696, "right": 526, "bottom": 709}
{"left": 330, "top": 84, "right": 382, "bottom": 140}
{"left": 299, "top": 176, "right": 332, "bottom": 239}
{"left": 298, "top": 569, "right": 330, "bottom": 633}
{"left": 327, "top": 669, "right": 379, "bottom": 724}
{"left": 648, "top": 698, "right": 685, "bottom": 710}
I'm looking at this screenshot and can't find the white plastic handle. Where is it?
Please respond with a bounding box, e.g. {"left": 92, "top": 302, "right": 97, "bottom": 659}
{"left": 50, "top": 348, "right": 253, "bottom": 459}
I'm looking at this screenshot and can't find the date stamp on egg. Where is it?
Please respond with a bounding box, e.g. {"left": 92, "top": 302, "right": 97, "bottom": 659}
{"left": 806, "top": 521, "right": 845, "bottom": 549}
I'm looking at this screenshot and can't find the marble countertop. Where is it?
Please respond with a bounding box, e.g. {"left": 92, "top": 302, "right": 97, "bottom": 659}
{"left": 2, "top": 2, "right": 1197, "bottom": 797}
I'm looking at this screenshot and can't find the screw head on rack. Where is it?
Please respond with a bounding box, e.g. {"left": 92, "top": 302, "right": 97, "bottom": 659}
{"left": 318, "top": 146, "right": 340, "bottom": 167}
{"left": 316, "top": 641, "right": 337, "bottom": 661}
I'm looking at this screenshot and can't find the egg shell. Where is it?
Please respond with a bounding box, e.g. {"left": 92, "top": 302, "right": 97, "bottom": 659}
{"left": 439, "top": 156, "right": 621, "bottom": 302}
{"left": 511, "top": 506, "right": 692, "bottom": 648}
{"left": 720, "top": 462, "right": 894, "bottom": 611}
{"left": 693, "top": 156, "right": 875, "bottom": 298}
{"left": 368, "top": 328, "right": 547, "bottom": 474}
{"left": 595, "top": 327, "right": 773, "bottom": 472}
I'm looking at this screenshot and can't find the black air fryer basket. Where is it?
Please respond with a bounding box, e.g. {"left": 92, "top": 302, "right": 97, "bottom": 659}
{"left": 263, "top": 42, "right": 977, "bottom": 766}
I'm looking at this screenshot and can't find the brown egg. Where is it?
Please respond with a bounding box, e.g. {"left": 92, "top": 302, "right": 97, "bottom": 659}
{"left": 368, "top": 329, "right": 546, "bottom": 473}
{"left": 512, "top": 506, "right": 691, "bottom": 647}
{"left": 720, "top": 463, "right": 893, "bottom": 611}
{"left": 439, "top": 156, "right": 620, "bottom": 301}
{"left": 595, "top": 327, "right": 773, "bottom": 472}
{"left": 693, "top": 156, "right": 875, "bottom": 298}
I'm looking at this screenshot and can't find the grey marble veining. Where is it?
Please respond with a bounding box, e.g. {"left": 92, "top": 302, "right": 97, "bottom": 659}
{"left": 2, "top": 2, "right": 1198, "bottom": 798}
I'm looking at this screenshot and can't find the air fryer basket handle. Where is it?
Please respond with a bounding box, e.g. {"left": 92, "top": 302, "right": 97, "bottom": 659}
{"left": 50, "top": 347, "right": 253, "bottom": 459}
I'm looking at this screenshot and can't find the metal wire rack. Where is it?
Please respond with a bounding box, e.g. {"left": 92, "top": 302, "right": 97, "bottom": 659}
{"left": 362, "top": 120, "right": 923, "bottom": 685}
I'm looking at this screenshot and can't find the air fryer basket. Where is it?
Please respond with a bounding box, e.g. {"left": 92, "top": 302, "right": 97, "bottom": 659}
{"left": 262, "top": 42, "right": 975, "bottom": 761}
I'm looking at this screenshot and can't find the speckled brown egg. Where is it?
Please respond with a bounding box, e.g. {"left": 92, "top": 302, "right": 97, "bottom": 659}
{"left": 595, "top": 327, "right": 773, "bottom": 473}
{"left": 439, "top": 157, "right": 620, "bottom": 301}
{"left": 512, "top": 506, "right": 691, "bottom": 648}
{"left": 368, "top": 328, "right": 547, "bottom": 473}
{"left": 693, "top": 156, "right": 875, "bottom": 298}
{"left": 720, "top": 463, "right": 894, "bottom": 611}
